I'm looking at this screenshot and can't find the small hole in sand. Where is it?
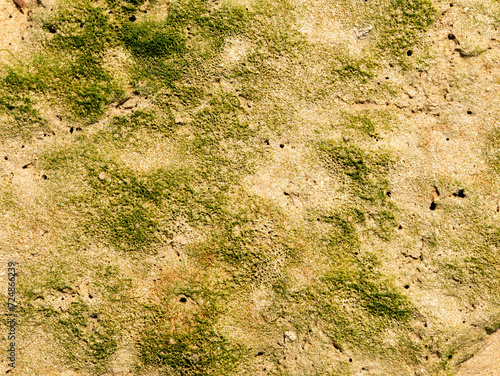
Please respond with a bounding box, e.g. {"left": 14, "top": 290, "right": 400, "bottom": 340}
{"left": 180, "top": 297, "right": 187, "bottom": 303}
{"left": 404, "top": 284, "right": 410, "bottom": 289}
{"left": 430, "top": 202, "right": 437, "bottom": 210}
{"left": 452, "top": 189, "right": 466, "bottom": 198}
{"left": 407, "top": 50, "right": 413, "bottom": 56}
{"left": 279, "top": 144, "right": 284, "bottom": 148}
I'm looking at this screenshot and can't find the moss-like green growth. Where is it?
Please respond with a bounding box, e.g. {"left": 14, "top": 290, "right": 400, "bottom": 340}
{"left": 105, "top": 0, "right": 147, "bottom": 16}
{"left": 319, "top": 140, "right": 392, "bottom": 203}
{"left": 83, "top": 163, "right": 209, "bottom": 253}
{"left": 0, "top": 0, "right": 463, "bottom": 374}
{"left": 376, "top": 0, "right": 436, "bottom": 62}
{"left": 104, "top": 110, "right": 173, "bottom": 147}
{"left": 121, "top": 0, "right": 249, "bottom": 91}
{"left": 293, "top": 122, "right": 412, "bottom": 358}
{"left": 56, "top": 301, "right": 117, "bottom": 372}
{"left": 317, "top": 209, "right": 364, "bottom": 253}
{"left": 43, "top": 2, "right": 113, "bottom": 55}
{"left": 484, "top": 126, "right": 500, "bottom": 174}
{"left": 0, "top": 94, "right": 47, "bottom": 139}
{"left": 140, "top": 318, "right": 241, "bottom": 376}
{"left": 319, "top": 270, "right": 413, "bottom": 322}
{"left": 275, "top": 259, "right": 416, "bottom": 359}
{"left": 342, "top": 111, "right": 379, "bottom": 138}
{"left": 333, "top": 55, "right": 377, "bottom": 83}
{"left": 0, "top": 1, "right": 123, "bottom": 125}
{"left": 189, "top": 93, "right": 258, "bottom": 178}
{"left": 139, "top": 282, "right": 243, "bottom": 376}
{"left": 122, "top": 22, "right": 186, "bottom": 58}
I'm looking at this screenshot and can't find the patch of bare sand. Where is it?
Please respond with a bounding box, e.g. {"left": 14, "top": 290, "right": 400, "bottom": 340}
{"left": 0, "top": 0, "right": 31, "bottom": 55}
{"left": 456, "top": 331, "right": 500, "bottom": 376}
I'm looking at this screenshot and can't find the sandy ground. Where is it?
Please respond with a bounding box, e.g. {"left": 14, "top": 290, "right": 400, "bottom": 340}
{"left": 0, "top": 0, "right": 30, "bottom": 53}
{"left": 0, "top": 0, "right": 500, "bottom": 375}
{"left": 456, "top": 331, "right": 500, "bottom": 376}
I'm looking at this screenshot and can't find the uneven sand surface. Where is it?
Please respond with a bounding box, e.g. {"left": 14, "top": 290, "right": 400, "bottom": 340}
{"left": 0, "top": 0, "right": 500, "bottom": 375}
{"left": 457, "top": 331, "right": 500, "bottom": 376}
{"left": 0, "top": 0, "right": 30, "bottom": 53}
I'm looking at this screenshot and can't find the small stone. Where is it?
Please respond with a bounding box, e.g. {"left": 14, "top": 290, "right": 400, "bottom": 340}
{"left": 284, "top": 331, "right": 297, "bottom": 342}
{"left": 98, "top": 172, "right": 106, "bottom": 180}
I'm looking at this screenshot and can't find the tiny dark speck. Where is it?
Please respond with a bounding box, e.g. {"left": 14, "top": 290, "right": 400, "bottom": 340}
{"left": 430, "top": 202, "right": 437, "bottom": 210}
{"left": 129, "top": 15, "right": 137, "bottom": 22}
{"left": 180, "top": 297, "right": 187, "bottom": 303}
{"left": 279, "top": 144, "right": 284, "bottom": 148}
{"left": 467, "top": 110, "right": 473, "bottom": 115}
